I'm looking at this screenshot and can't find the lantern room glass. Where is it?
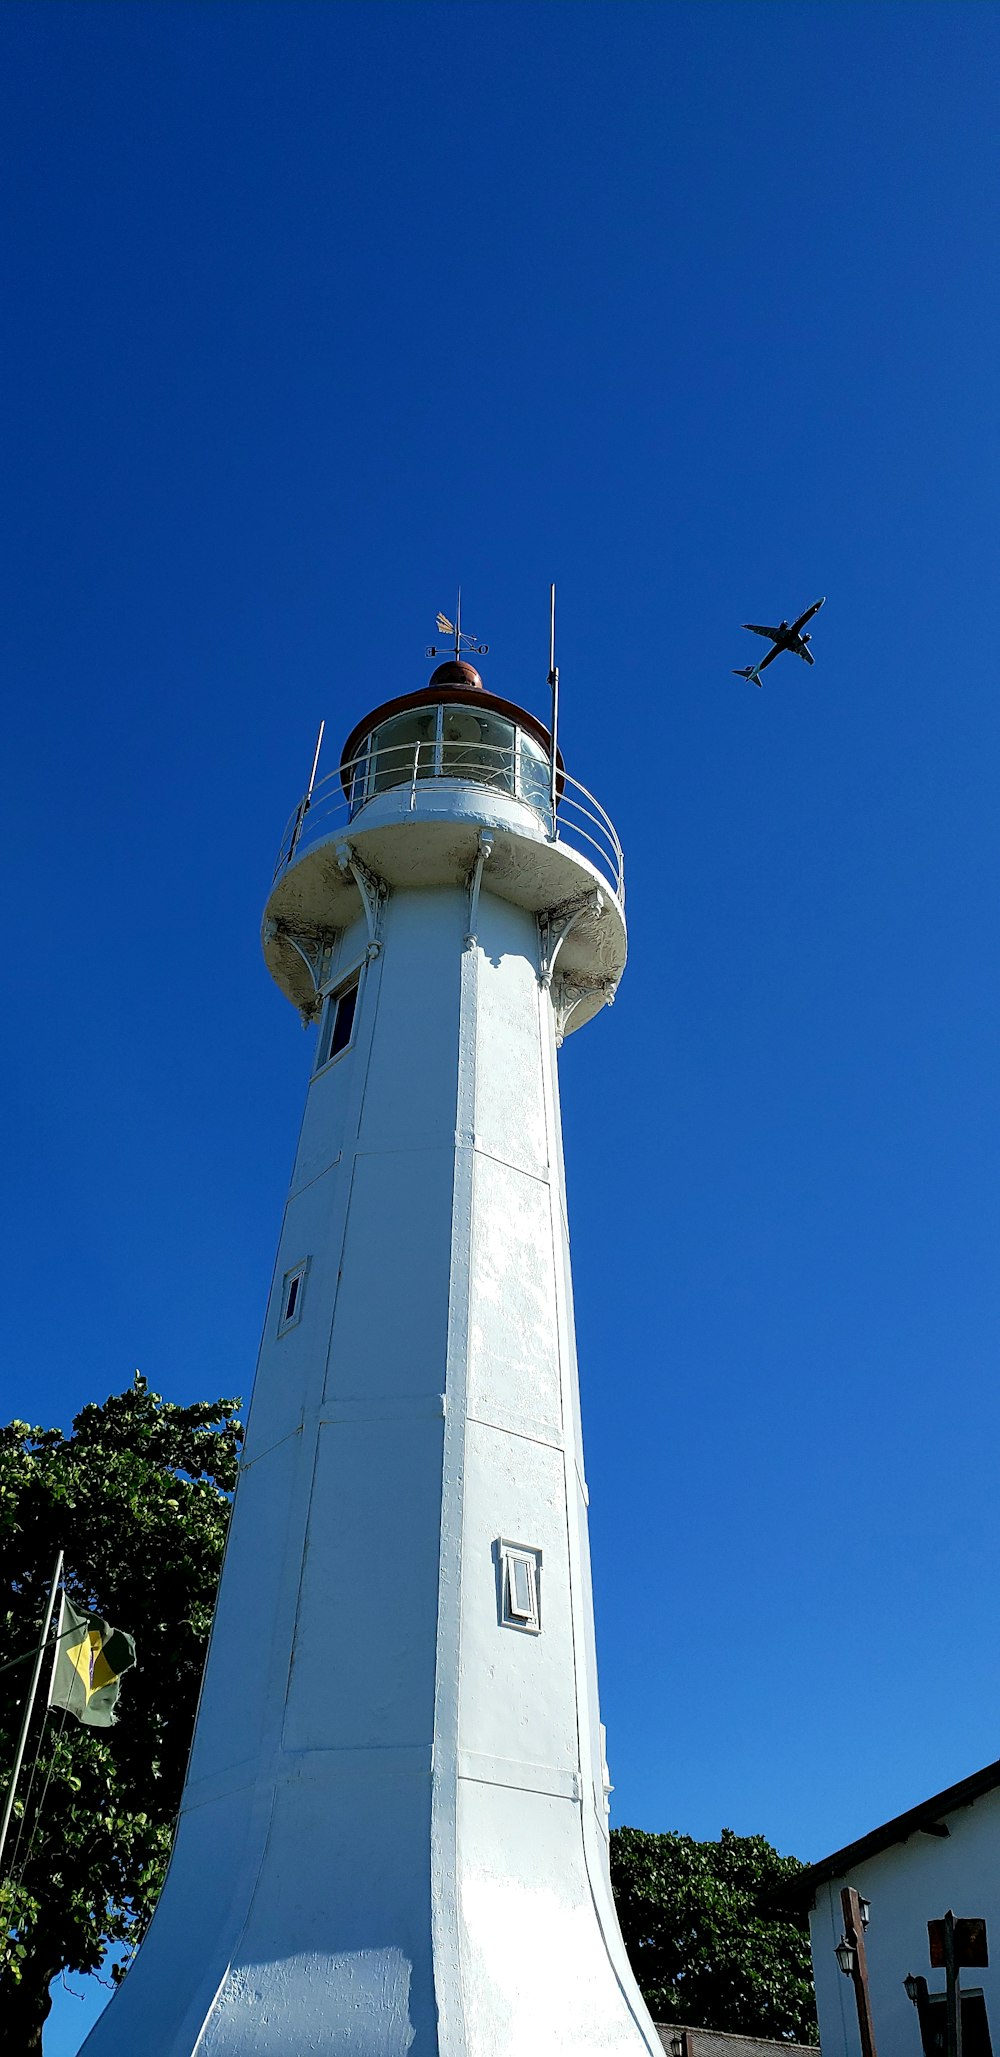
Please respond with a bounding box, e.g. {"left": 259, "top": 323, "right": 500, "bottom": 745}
{"left": 367, "top": 707, "right": 438, "bottom": 796}
{"left": 518, "top": 729, "right": 550, "bottom": 813}
{"left": 441, "top": 706, "right": 515, "bottom": 789}
{"left": 349, "top": 703, "right": 552, "bottom": 820}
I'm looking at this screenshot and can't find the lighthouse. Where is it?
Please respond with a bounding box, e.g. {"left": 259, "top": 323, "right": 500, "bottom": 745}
{"left": 83, "top": 633, "right": 661, "bottom": 2055}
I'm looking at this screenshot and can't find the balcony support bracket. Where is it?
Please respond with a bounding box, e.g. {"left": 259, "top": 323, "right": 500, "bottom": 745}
{"left": 334, "top": 843, "right": 388, "bottom": 954}
{"left": 262, "top": 918, "right": 338, "bottom": 1024}
{"left": 465, "top": 832, "right": 495, "bottom": 949}
{"left": 552, "top": 973, "right": 618, "bottom": 1045}
{"left": 538, "top": 890, "right": 604, "bottom": 990}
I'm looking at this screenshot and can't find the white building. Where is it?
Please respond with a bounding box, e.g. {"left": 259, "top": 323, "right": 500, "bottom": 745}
{"left": 781, "top": 1759, "right": 1000, "bottom": 2057}
{"left": 82, "top": 651, "right": 662, "bottom": 2054}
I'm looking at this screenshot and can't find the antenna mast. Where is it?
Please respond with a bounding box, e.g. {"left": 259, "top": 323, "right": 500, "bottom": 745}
{"left": 288, "top": 720, "right": 325, "bottom": 865}
{"left": 548, "top": 582, "right": 559, "bottom": 838}
{"left": 307, "top": 719, "right": 325, "bottom": 799}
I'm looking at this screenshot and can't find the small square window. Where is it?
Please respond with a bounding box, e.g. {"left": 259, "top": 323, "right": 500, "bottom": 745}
{"left": 278, "top": 1259, "right": 308, "bottom": 1336}
{"left": 498, "top": 1540, "right": 541, "bottom": 1633}
{"left": 316, "top": 973, "right": 360, "bottom": 1070}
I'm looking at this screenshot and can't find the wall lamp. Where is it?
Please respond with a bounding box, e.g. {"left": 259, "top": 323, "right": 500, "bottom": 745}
{"left": 836, "top": 1937, "right": 859, "bottom": 1978}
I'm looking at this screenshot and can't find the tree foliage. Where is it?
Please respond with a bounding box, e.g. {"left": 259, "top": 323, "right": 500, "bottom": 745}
{"left": 0, "top": 1375, "right": 242, "bottom": 2051}
{"left": 610, "top": 1824, "right": 817, "bottom": 2042}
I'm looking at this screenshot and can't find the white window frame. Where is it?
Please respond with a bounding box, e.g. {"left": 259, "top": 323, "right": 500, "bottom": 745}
{"left": 498, "top": 1539, "right": 541, "bottom": 1633}
{"left": 314, "top": 964, "right": 363, "bottom": 1075}
{"left": 277, "top": 1257, "right": 309, "bottom": 1337}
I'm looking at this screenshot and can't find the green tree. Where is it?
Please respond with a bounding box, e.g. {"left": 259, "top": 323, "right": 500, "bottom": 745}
{"left": 0, "top": 1374, "right": 242, "bottom": 2052}
{"left": 610, "top": 1824, "right": 817, "bottom": 2042}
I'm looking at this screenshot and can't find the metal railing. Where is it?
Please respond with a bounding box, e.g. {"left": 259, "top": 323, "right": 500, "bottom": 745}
{"left": 272, "top": 737, "right": 625, "bottom": 904}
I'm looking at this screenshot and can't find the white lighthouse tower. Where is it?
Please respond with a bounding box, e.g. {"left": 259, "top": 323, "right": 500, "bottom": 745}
{"left": 83, "top": 635, "right": 660, "bottom": 2056}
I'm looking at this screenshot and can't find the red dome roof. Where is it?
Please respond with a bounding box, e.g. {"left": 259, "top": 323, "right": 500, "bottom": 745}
{"left": 427, "top": 659, "right": 484, "bottom": 691}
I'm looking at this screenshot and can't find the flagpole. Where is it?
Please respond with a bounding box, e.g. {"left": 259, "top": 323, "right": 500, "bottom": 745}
{"left": 0, "top": 1549, "right": 63, "bottom": 1881}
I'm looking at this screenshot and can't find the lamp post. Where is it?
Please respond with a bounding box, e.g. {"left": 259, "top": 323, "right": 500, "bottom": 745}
{"left": 836, "top": 1887, "right": 878, "bottom": 2057}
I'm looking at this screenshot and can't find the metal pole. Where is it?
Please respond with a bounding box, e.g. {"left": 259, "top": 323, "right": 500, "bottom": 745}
{"left": 306, "top": 720, "right": 325, "bottom": 800}
{"left": 289, "top": 721, "right": 326, "bottom": 864}
{"left": 944, "top": 1911, "right": 962, "bottom": 2057}
{"left": 841, "top": 1887, "right": 879, "bottom": 2057}
{"left": 0, "top": 1550, "right": 63, "bottom": 1881}
{"left": 548, "top": 583, "right": 560, "bottom": 841}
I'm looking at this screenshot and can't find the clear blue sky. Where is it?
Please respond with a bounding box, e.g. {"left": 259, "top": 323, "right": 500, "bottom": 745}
{"left": 3, "top": 2, "right": 999, "bottom": 2047}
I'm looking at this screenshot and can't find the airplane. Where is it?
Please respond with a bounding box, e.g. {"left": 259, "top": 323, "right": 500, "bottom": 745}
{"left": 733, "top": 597, "right": 825, "bottom": 684}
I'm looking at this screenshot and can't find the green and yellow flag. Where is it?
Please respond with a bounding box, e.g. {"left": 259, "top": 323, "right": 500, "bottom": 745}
{"left": 47, "top": 1594, "right": 136, "bottom": 1728}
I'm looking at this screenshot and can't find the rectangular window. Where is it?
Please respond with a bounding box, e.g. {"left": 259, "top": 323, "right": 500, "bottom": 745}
{"left": 510, "top": 1556, "right": 534, "bottom": 1616}
{"left": 278, "top": 1259, "right": 308, "bottom": 1336}
{"left": 499, "top": 1541, "right": 541, "bottom": 1633}
{"left": 316, "top": 973, "right": 360, "bottom": 1071}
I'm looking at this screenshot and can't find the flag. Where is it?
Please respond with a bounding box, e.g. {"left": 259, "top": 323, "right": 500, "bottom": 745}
{"left": 47, "top": 1593, "right": 136, "bottom": 1728}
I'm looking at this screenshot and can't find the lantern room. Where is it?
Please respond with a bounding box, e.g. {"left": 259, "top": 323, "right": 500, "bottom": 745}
{"left": 262, "top": 653, "right": 627, "bottom": 1039}
{"left": 339, "top": 659, "right": 559, "bottom": 820}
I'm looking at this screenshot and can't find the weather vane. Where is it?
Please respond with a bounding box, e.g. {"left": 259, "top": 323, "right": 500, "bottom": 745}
{"left": 426, "top": 588, "right": 488, "bottom": 663}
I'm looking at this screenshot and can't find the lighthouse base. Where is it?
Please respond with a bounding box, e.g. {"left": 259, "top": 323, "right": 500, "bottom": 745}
{"left": 80, "top": 1759, "right": 659, "bottom": 2055}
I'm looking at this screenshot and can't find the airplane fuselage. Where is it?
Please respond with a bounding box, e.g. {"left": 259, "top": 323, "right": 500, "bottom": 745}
{"left": 734, "top": 597, "right": 824, "bottom": 682}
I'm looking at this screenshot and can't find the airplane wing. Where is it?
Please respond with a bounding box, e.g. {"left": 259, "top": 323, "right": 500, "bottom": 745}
{"left": 790, "top": 597, "right": 825, "bottom": 634}
{"left": 798, "top": 644, "right": 815, "bottom": 665}
{"left": 743, "top": 623, "right": 781, "bottom": 640}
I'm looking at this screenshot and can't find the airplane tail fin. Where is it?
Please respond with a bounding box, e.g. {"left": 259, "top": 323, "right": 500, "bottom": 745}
{"left": 733, "top": 666, "right": 764, "bottom": 686}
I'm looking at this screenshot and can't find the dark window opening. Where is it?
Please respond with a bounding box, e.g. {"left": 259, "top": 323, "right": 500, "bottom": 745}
{"left": 278, "top": 1259, "right": 308, "bottom": 1336}
{"left": 329, "top": 979, "right": 358, "bottom": 1058}
{"left": 318, "top": 976, "right": 359, "bottom": 1069}
{"left": 924, "top": 1994, "right": 993, "bottom": 2057}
